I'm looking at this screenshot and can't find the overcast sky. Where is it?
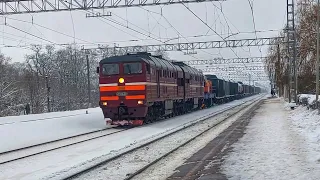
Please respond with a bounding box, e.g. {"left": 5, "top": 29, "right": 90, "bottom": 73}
{"left": 0, "top": 0, "right": 287, "bottom": 87}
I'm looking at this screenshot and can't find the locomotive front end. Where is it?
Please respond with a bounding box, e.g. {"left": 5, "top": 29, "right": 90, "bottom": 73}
{"left": 98, "top": 57, "right": 148, "bottom": 126}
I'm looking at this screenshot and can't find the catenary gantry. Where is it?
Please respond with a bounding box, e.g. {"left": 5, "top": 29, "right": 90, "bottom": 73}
{"left": 184, "top": 57, "right": 266, "bottom": 65}
{"left": 83, "top": 37, "right": 284, "bottom": 56}
{"left": 0, "top": 0, "right": 225, "bottom": 15}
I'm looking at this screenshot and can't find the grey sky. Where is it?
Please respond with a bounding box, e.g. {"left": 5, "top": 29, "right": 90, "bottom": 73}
{"left": 0, "top": 0, "right": 286, "bottom": 87}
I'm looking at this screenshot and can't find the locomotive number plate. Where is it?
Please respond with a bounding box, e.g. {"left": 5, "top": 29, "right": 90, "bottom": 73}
{"left": 116, "top": 92, "right": 127, "bottom": 96}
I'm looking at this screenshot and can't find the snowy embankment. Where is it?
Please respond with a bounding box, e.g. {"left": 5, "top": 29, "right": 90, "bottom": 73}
{"left": 0, "top": 107, "right": 101, "bottom": 125}
{"left": 222, "top": 98, "right": 320, "bottom": 180}
{"left": 0, "top": 95, "right": 260, "bottom": 180}
{"left": 289, "top": 105, "right": 320, "bottom": 165}
{"left": 298, "top": 94, "right": 320, "bottom": 110}
{"left": 0, "top": 107, "right": 106, "bottom": 153}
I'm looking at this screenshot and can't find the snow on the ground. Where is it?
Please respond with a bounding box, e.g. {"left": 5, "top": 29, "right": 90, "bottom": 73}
{"left": 0, "top": 107, "right": 101, "bottom": 124}
{"left": 74, "top": 98, "right": 260, "bottom": 180}
{"left": 130, "top": 97, "right": 262, "bottom": 180}
{"left": 298, "top": 94, "right": 319, "bottom": 107}
{"left": 222, "top": 98, "right": 320, "bottom": 180}
{"left": 0, "top": 107, "right": 106, "bottom": 153}
{"left": 289, "top": 106, "right": 320, "bottom": 165}
{"left": 0, "top": 95, "right": 260, "bottom": 180}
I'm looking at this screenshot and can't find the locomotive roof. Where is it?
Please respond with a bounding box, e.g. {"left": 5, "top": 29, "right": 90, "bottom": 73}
{"left": 99, "top": 53, "right": 181, "bottom": 71}
{"left": 204, "top": 74, "right": 218, "bottom": 79}
{"left": 100, "top": 53, "right": 204, "bottom": 76}
{"left": 172, "top": 61, "right": 202, "bottom": 76}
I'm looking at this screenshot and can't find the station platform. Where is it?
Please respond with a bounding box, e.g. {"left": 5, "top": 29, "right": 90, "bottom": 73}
{"left": 167, "top": 98, "right": 320, "bottom": 180}
{"left": 166, "top": 99, "right": 262, "bottom": 180}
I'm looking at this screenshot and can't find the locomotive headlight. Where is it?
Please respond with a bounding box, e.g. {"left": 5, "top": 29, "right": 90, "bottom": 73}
{"left": 102, "top": 102, "right": 108, "bottom": 106}
{"left": 137, "top": 100, "right": 143, "bottom": 105}
{"left": 119, "top": 78, "right": 125, "bottom": 83}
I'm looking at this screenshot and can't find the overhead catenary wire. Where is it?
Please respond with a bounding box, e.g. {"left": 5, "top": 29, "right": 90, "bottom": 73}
{"left": 72, "top": 3, "right": 201, "bottom": 60}
{"left": 210, "top": 2, "right": 252, "bottom": 55}
{"left": 210, "top": 1, "right": 267, "bottom": 81}
{"left": 247, "top": 0, "right": 263, "bottom": 58}
{"left": 6, "top": 24, "right": 55, "bottom": 44}
{"left": 1, "top": 12, "right": 148, "bottom": 49}
{"left": 182, "top": 2, "right": 265, "bottom": 81}
{"left": 2, "top": 16, "right": 96, "bottom": 45}
{"left": 139, "top": 6, "right": 221, "bottom": 57}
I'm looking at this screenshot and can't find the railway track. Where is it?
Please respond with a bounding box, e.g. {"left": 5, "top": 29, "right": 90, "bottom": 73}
{"left": 0, "top": 95, "right": 257, "bottom": 167}
{"left": 0, "top": 127, "right": 128, "bottom": 165}
{"left": 124, "top": 95, "right": 261, "bottom": 180}
{"left": 62, "top": 95, "right": 264, "bottom": 180}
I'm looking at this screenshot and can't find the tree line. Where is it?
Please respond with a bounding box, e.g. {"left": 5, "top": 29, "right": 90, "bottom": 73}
{"left": 266, "top": 0, "right": 319, "bottom": 96}
{"left": 0, "top": 45, "right": 100, "bottom": 117}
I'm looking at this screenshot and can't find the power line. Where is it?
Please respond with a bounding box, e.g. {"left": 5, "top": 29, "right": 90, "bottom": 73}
{"left": 209, "top": 2, "right": 268, "bottom": 80}
{"left": 182, "top": 2, "right": 267, "bottom": 82}
{"left": 69, "top": 11, "right": 76, "bottom": 44}
{"left": 3, "top": 17, "right": 96, "bottom": 45}
{"left": 78, "top": 4, "right": 202, "bottom": 59}
{"left": 210, "top": 2, "right": 252, "bottom": 55}
{"left": 140, "top": 6, "right": 220, "bottom": 57}
{"left": 6, "top": 24, "right": 55, "bottom": 44}
{"left": 112, "top": 12, "right": 158, "bottom": 38}
{"left": 247, "top": 0, "right": 263, "bottom": 57}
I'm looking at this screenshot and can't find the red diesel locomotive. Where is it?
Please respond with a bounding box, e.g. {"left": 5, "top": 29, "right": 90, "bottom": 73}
{"left": 97, "top": 52, "right": 204, "bottom": 126}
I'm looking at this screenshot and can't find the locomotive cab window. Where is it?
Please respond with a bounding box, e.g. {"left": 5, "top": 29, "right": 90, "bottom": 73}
{"left": 102, "top": 63, "right": 119, "bottom": 75}
{"left": 124, "top": 62, "right": 142, "bottom": 74}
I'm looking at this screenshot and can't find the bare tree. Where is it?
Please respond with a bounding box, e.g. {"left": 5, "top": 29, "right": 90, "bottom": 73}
{"left": 265, "top": 0, "right": 319, "bottom": 96}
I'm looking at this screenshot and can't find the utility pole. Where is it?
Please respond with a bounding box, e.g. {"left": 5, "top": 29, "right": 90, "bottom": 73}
{"left": 66, "top": 73, "right": 70, "bottom": 111}
{"left": 287, "top": 54, "right": 291, "bottom": 102}
{"left": 286, "top": 0, "right": 297, "bottom": 103}
{"left": 45, "top": 75, "right": 50, "bottom": 112}
{"left": 277, "top": 43, "right": 281, "bottom": 85}
{"left": 292, "top": 0, "right": 297, "bottom": 103}
{"left": 317, "top": 0, "right": 319, "bottom": 101}
{"left": 86, "top": 51, "right": 91, "bottom": 108}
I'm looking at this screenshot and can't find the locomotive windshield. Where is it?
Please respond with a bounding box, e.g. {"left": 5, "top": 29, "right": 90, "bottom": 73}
{"left": 124, "top": 62, "right": 142, "bottom": 74}
{"left": 102, "top": 64, "right": 119, "bottom": 75}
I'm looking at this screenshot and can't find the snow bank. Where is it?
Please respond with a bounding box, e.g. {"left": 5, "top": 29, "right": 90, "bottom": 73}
{"left": 0, "top": 107, "right": 101, "bottom": 125}
{"left": 289, "top": 106, "right": 320, "bottom": 164}
{"left": 298, "top": 94, "right": 320, "bottom": 110}
{"left": 222, "top": 98, "right": 320, "bottom": 180}
{"left": 0, "top": 107, "right": 106, "bottom": 153}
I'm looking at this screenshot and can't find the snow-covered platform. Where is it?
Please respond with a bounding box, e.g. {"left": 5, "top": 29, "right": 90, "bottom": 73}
{"left": 167, "top": 98, "right": 320, "bottom": 180}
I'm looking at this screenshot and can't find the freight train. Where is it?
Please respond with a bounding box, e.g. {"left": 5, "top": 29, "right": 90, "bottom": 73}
{"left": 96, "top": 52, "right": 261, "bottom": 126}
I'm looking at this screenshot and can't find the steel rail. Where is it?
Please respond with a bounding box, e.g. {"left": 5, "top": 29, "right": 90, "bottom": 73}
{"left": 62, "top": 94, "right": 263, "bottom": 180}
{"left": 124, "top": 95, "right": 263, "bottom": 180}
{"left": 0, "top": 128, "right": 128, "bottom": 164}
